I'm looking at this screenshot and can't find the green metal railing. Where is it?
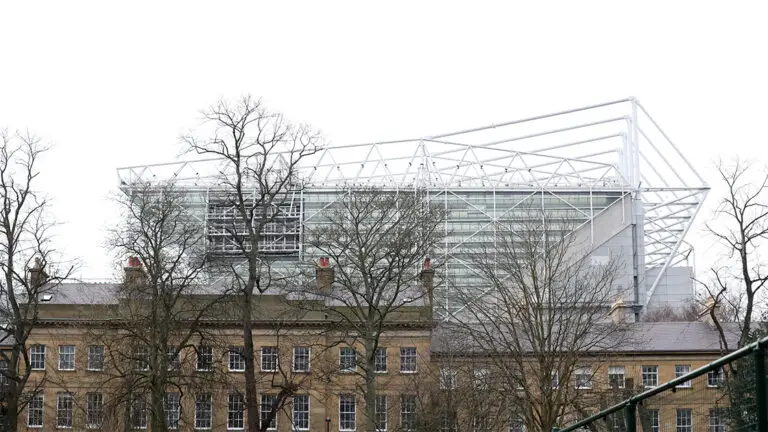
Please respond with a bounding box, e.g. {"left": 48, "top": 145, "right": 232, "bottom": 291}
{"left": 561, "top": 335, "right": 768, "bottom": 432}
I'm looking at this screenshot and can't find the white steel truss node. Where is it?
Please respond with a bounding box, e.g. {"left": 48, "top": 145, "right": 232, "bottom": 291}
{"left": 117, "top": 98, "right": 708, "bottom": 311}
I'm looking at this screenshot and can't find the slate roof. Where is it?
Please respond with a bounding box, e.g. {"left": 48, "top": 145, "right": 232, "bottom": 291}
{"left": 431, "top": 321, "right": 740, "bottom": 355}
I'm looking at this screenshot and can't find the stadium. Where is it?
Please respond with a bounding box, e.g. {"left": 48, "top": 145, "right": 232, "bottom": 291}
{"left": 116, "top": 98, "right": 708, "bottom": 319}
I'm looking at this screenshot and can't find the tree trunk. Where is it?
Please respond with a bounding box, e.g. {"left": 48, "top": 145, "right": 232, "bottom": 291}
{"left": 364, "top": 339, "right": 377, "bottom": 432}
{"left": 150, "top": 387, "right": 167, "bottom": 432}
{"left": 243, "top": 288, "right": 260, "bottom": 432}
{"left": 4, "top": 390, "right": 18, "bottom": 432}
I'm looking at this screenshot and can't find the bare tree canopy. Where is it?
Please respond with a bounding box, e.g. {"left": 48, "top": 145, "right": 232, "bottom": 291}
{"left": 182, "top": 95, "right": 322, "bottom": 432}
{"left": 99, "top": 181, "right": 224, "bottom": 431}
{"left": 454, "top": 207, "right": 627, "bottom": 432}
{"left": 0, "top": 130, "right": 73, "bottom": 431}
{"left": 303, "top": 188, "right": 445, "bottom": 432}
{"left": 699, "top": 159, "right": 768, "bottom": 350}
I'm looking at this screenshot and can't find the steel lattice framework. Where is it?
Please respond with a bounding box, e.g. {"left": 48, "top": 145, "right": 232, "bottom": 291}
{"left": 117, "top": 98, "right": 708, "bottom": 312}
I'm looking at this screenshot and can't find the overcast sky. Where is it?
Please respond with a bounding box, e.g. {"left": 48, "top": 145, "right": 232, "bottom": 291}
{"left": 1, "top": 2, "right": 766, "bottom": 280}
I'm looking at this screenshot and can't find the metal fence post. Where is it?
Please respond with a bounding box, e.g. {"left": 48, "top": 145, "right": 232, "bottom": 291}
{"left": 625, "top": 402, "right": 636, "bottom": 432}
{"left": 757, "top": 345, "right": 767, "bottom": 432}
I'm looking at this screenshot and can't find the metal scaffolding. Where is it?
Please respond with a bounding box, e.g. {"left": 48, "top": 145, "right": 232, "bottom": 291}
{"left": 117, "top": 98, "right": 708, "bottom": 314}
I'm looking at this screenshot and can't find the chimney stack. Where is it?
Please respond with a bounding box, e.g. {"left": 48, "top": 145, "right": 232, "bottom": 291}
{"left": 420, "top": 258, "right": 434, "bottom": 309}
{"left": 315, "top": 257, "right": 334, "bottom": 295}
{"left": 609, "top": 298, "right": 635, "bottom": 324}
{"left": 699, "top": 297, "right": 721, "bottom": 328}
{"left": 124, "top": 256, "right": 147, "bottom": 287}
{"left": 29, "top": 257, "right": 48, "bottom": 289}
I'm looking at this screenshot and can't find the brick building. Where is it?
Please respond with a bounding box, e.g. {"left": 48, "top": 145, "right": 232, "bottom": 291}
{"left": 4, "top": 261, "right": 733, "bottom": 432}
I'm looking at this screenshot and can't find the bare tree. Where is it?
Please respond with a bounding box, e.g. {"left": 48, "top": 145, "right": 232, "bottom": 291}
{"left": 641, "top": 301, "right": 700, "bottom": 322}
{"left": 100, "top": 181, "right": 225, "bottom": 431}
{"left": 698, "top": 159, "right": 768, "bottom": 350}
{"left": 455, "top": 207, "right": 627, "bottom": 432}
{"left": 183, "top": 95, "right": 321, "bottom": 432}
{"left": 302, "top": 188, "right": 445, "bottom": 432}
{"left": 693, "top": 159, "right": 768, "bottom": 432}
{"left": 0, "top": 130, "right": 73, "bottom": 431}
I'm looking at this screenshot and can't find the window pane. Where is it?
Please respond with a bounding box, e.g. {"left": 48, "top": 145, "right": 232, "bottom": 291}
{"left": 28, "top": 393, "right": 44, "bottom": 427}
{"left": 642, "top": 366, "right": 658, "bottom": 387}
{"left": 401, "top": 395, "right": 416, "bottom": 431}
{"left": 195, "top": 393, "right": 212, "bottom": 429}
{"left": 400, "top": 347, "right": 417, "bottom": 372}
{"left": 340, "top": 347, "right": 356, "bottom": 372}
{"left": 165, "top": 392, "right": 180, "bottom": 429}
{"left": 88, "top": 346, "right": 105, "bottom": 371}
{"left": 293, "top": 394, "right": 310, "bottom": 430}
{"left": 229, "top": 346, "right": 245, "bottom": 372}
{"left": 58, "top": 345, "right": 75, "bottom": 370}
{"left": 677, "top": 409, "right": 692, "bottom": 432}
{"left": 261, "top": 394, "right": 277, "bottom": 430}
{"left": 30, "top": 344, "right": 46, "bottom": 370}
{"left": 197, "top": 345, "right": 213, "bottom": 371}
{"left": 375, "top": 395, "right": 387, "bottom": 431}
{"left": 608, "top": 366, "right": 625, "bottom": 388}
{"left": 261, "top": 347, "right": 279, "bottom": 372}
{"left": 340, "top": 394, "right": 356, "bottom": 431}
{"left": 675, "top": 365, "right": 692, "bottom": 387}
{"left": 86, "top": 393, "right": 104, "bottom": 429}
{"left": 57, "top": 392, "right": 74, "bottom": 428}
{"left": 375, "top": 347, "right": 387, "bottom": 373}
{"left": 131, "top": 394, "right": 148, "bottom": 429}
{"left": 293, "top": 347, "right": 311, "bottom": 372}
{"left": 228, "top": 393, "right": 245, "bottom": 430}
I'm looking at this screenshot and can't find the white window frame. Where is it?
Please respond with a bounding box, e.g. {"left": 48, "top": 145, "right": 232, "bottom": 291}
{"left": 86, "top": 392, "right": 104, "bottom": 429}
{"left": 131, "top": 394, "right": 148, "bottom": 429}
{"left": 194, "top": 393, "right": 213, "bottom": 430}
{"left": 28, "top": 393, "right": 44, "bottom": 428}
{"left": 134, "top": 346, "right": 150, "bottom": 371}
{"left": 440, "top": 368, "right": 458, "bottom": 390}
{"left": 375, "top": 347, "right": 387, "bottom": 373}
{"left": 87, "top": 345, "right": 105, "bottom": 371}
{"left": 293, "top": 394, "right": 310, "bottom": 431}
{"left": 339, "top": 394, "right": 356, "bottom": 431}
{"left": 261, "top": 347, "right": 279, "bottom": 372}
{"left": 648, "top": 409, "right": 660, "bottom": 432}
{"left": 228, "top": 392, "right": 245, "bottom": 430}
{"left": 261, "top": 394, "right": 277, "bottom": 431}
{"left": 165, "top": 392, "right": 181, "bottom": 430}
{"left": 552, "top": 371, "right": 560, "bottom": 389}
{"left": 167, "top": 346, "right": 180, "bottom": 371}
{"left": 642, "top": 365, "right": 659, "bottom": 388}
{"left": 57, "top": 392, "right": 74, "bottom": 428}
{"left": 400, "top": 394, "right": 416, "bottom": 431}
{"left": 400, "top": 347, "right": 417, "bottom": 373}
{"left": 709, "top": 408, "right": 727, "bottom": 432}
{"left": 608, "top": 366, "right": 626, "bottom": 389}
{"left": 708, "top": 367, "right": 725, "bottom": 388}
{"left": 474, "top": 368, "right": 490, "bottom": 389}
{"left": 229, "top": 346, "right": 245, "bottom": 372}
{"left": 58, "top": 345, "right": 76, "bottom": 371}
{"left": 677, "top": 408, "right": 693, "bottom": 432}
{"left": 293, "top": 346, "right": 311, "bottom": 372}
{"left": 575, "top": 367, "right": 592, "bottom": 389}
{"left": 441, "top": 410, "right": 457, "bottom": 432}
{"left": 375, "top": 395, "right": 387, "bottom": 432}
{"left": 675, "top": 364, "right": 692, "bottom": 388}
{"left": 340, "top": 347, "right": 356, "bottom": 373}
{"left": 30, "top": 344, "right": 46, "bottom": 371}
{"left": 197, "top": 345, "right": 213, "bottom": 371}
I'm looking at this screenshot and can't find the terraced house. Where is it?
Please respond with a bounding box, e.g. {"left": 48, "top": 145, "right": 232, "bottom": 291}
{"left": 1, "top": 257, "right": 734, "bottom": 432}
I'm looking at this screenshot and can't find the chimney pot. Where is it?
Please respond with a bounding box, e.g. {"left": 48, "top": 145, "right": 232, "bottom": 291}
{"left": 315, "top": 257, "right": 333, "bottom": 294}
{"left": 29, "top": 257, "right": 49, "bottom": 289}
